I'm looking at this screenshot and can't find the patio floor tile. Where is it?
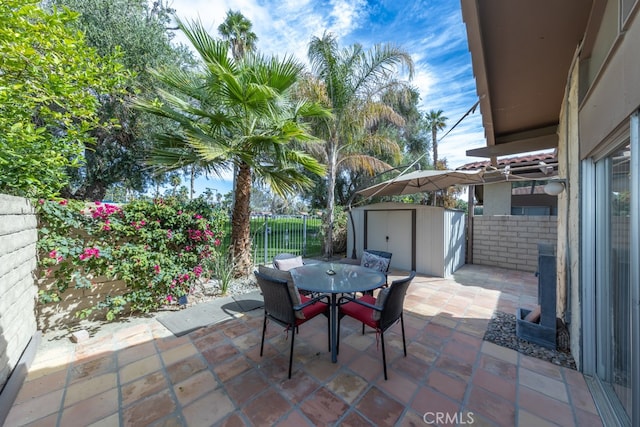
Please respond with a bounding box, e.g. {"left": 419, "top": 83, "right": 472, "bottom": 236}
{"left": 63, "top": 372, "right": 117, "bottom": 406}
{"left": 472, "top": 367, "right": 517, "bottom": 402}
{"left": 375, "top": 370, "right": 419, "bottom": 403}
{"left": 182, "top": 389, "right": 235, "bottom": 426}
{"left": 427, "top": 369, "right": 467, "bottom": 401}
{"left": 59, "top": 388, "right": 119, "bottom": 427}
{"left": 325, "top": 372, "right": 368, "bottom": 404}
{"left": 173, "top": 369, "right": 219, "bottom": 406}
{"left": 242, "top": 387, "right": 292, "bottom": 426}
{"left": 354, "top": 386, "right": 404, "bottom": 426}
{"left": 411, "top": 386, "right": 461, "bottom": 420}
{"left": 4, "top": 265, "right": 604, "bottom": 427}
{"left": 518, "top": 385, "right": 575, "bottom": 426}
{"left": 467, "top": 385, "right": 516, "bottom": 426}
{"left": 121, "top": 370, "right": 167, "bottom": 407}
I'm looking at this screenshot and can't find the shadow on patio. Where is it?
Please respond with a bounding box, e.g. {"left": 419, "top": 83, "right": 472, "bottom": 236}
{"left": 5, "top": 265, "right": 603, "bottom": 426}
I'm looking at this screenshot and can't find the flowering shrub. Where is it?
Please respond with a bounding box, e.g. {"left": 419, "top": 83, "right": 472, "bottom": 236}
{"left": 37, "top": 196, "right": 227, "bottom": 320}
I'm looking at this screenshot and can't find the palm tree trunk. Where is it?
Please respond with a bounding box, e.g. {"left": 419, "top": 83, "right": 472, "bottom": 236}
{"left": 324, "top": 143, "right": 338, "bottom": 259}
{"left": 231, "top": 162, "right": 252, "bottom": 276}
{"left": 432, "top": 128, "right": 438, "bottom": 206}
{"left": 432, "top": 128, "right": 438, "bottom": 169}
{"left": 190, "top": 166, "right": 195, "bottom": 200}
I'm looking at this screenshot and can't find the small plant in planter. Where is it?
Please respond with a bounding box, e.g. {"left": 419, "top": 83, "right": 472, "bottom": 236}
{"left": 37, "top": 196, "right": 228, "bottom": 320}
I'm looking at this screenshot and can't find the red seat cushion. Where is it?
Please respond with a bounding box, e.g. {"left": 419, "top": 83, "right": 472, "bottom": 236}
{"left": 295, "top": 295, "right": 328, "bottom": 325}
{"left": 340, "top": 295, "right": 379, "bottom": 329}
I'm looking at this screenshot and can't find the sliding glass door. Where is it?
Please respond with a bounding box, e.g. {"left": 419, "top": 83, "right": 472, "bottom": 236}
{"left": 590, "top": 112, "right": 639, "bottom": 425}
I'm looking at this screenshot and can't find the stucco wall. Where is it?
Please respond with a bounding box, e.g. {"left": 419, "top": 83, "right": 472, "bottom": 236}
{"left": 483, "top": 182, "right": 512, "bottom": 215}
{"left": 0, "top": 195, "right": 38, "bottom": 389}
{"left": 558, "top": 54, "right": 582, "bottom": 367}
{"left": 472, "top": 215, "right": 557, "bottom": 272}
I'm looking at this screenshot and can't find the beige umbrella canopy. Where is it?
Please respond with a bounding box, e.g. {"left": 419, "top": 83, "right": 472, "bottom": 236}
{"left": 356, "top": 169, "right": 484, "bottom": 198}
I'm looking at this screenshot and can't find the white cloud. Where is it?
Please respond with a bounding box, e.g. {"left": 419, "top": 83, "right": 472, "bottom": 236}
{"left": 165, "top": 0, "right": 486, "bottom": 174}
{"left": 327, "top": 0, "right": 368, "bottom": 37}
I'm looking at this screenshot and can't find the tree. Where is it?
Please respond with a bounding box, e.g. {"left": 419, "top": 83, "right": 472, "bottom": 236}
{"left": 51, "top": 0, "right": 195, "bottom": 200}
{"left": 306, "top": 32, "right": 414, "bottom": 257}
{"left": 382, "top": 86, "right": 431, "bottom": 169}
{"left": 135, "top": 19, "right": 329, "bottom": 275}
{"left": 0, "top": 0, "right": 126, "bottom": 198}
{"left": 424, "top": 109, "right": 448, "bottom": 205}
{"left": 425, "top": 109, "right": 448, "bottom": 170}
{"left": 217, "top": 10, "right": 257, "bottom": 60}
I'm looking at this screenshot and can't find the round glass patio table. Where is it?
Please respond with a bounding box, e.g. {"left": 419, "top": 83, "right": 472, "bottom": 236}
{"left": 290, "top": 262, "right": 385, "bottom": 363}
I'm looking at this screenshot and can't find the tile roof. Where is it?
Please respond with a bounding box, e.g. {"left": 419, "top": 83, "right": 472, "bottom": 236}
{"left": 457, "top": 151, "right": 557, "bottom": 171}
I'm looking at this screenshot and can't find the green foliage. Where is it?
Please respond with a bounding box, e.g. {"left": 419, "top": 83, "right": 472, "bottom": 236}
{"left": 136, "top": 18, "right": 329, "bottom": 275}
{"left": 37, "top": 197, "right": 227, "bottom": 320}
{"left": 51, "top": 0, "right": 196, "bottom": 200}
{"left": 0, "top": 0, "right": 127, "bottom": 198}
{"left": 304, "top": 32, "right": 414, "bottom": 257}
{"left": 202, "top": 252, "right": 237, "bottom": 295}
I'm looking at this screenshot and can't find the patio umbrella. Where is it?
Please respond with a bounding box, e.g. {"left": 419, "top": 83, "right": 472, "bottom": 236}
{"left": 356, "top": 169, "right": 484, "bottom": 198}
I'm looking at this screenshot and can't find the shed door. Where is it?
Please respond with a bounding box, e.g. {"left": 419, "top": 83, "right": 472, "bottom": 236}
{"left": 365, "top": 210, "right": 414, "bottom": 271}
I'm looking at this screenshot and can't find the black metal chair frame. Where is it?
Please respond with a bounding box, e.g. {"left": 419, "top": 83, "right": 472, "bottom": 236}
{"left": 254, "top": 271, "right": 330, "bottom": 379}
{"left": 337, "top": 271, "right": 416, "bottom": 380}
{"left": 361, "top": 249, "right": 393, "bottom": 295}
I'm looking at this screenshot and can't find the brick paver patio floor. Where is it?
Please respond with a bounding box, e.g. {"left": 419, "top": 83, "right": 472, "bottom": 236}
{"left": 5, "top": 264, "right": 603, "bottom": 426}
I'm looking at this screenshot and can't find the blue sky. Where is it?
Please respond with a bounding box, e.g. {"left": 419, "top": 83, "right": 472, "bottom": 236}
{"left": 167, "top": 0, "right": 485, "bottom": 195}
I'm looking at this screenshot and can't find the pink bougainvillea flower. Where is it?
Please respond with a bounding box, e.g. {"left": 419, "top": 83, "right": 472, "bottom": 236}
{"left": 94, "top": 200, "right": 102, "bottom": 206}
{"left": 49, "top": 250, "right": 57, "bottom": 259}
{"left": 58, "top": 199, "right": 68, "bottom": 206}
{"left": 177, "top": 210, "right": 182, "bottom": 215}
{"left": 153, "top": 265, "right": 160, "bottom": 274}
{"left": 167, "top": 229, "right": 173, "bottom": 239}
{"left": 92, "top": 204, "right": 121, "bottom": 220}
{"left": 214, "top": 238, "right": 221, "bottom": 247}
{"left": 79, "top": 247, "right": 100, "bottom": 261}
{"left": 194, "top": 214, "right": 202, "bottom": 219}
{"left": 193, "top": 265, "right": 203, "bottom": 277}
{"left": 38, "top": 199, "right": 45, "bottom": 205}
{"left": 166, "top": 295, "right": 173, "bottom": 302}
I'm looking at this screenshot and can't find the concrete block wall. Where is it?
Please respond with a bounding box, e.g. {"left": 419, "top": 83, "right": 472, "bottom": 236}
{"left": 0, "top": 195, "right": 38, "bottom": 389}
{"left": 472, "top": 215, "right": 557, "bottom": 272}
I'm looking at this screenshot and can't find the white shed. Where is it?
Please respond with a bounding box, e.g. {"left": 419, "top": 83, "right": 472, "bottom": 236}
{"left": 346, "top": 202, "right": 467, "bottom": 277}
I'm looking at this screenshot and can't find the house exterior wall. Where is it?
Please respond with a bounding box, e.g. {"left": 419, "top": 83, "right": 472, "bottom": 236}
{"left": 574, "top": 5, "right": 640, "bottom": 423}
{"left": 483, "top": 182, "right": 511, "bottom": 215}
{"left": 579, "top": 0, "right": 640, "bottom": 157}
{"left": 558, "top": 56, "right": 582, "bottom": 366}
{"left": 472, "top": 215, "right": 557, "bottom": 272}
{"left": 0, "top": 195, "right": 38, "bottom": 389}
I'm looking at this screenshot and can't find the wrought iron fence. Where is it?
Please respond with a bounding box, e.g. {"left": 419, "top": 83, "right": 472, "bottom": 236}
{"left": 249, "top": 213, "right": 323, "bottom": 265}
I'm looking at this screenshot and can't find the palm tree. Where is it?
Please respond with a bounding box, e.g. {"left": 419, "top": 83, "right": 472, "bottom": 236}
{"left": 136, "top": 19, "right": 328, "bottom": 275}
{"left": 217, "top": 10, "right": 257, "bottom": 60}
{"left": 425, "top": 109, "right": 448, "bottom": 170}
{"left": 425, "top": 109, "right": 448, "bottom": 205}
{"left": 305, "top": 32, "right": 414, "bottom": 258}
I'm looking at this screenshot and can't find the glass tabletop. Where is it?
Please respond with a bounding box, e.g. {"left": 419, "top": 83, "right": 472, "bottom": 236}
{"left": 290, "top": 262, "right": 385, "bottom": 294}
